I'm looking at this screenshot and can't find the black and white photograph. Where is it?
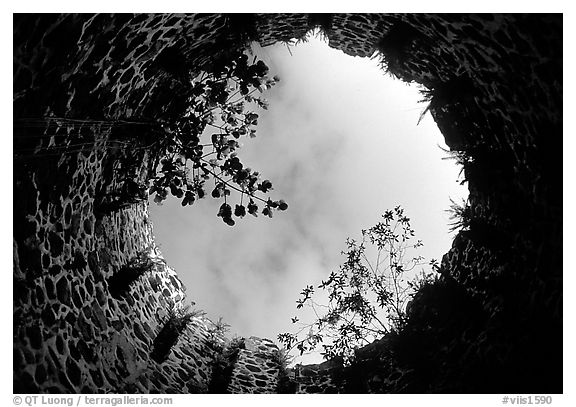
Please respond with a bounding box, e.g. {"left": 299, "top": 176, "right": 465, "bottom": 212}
{"left": 11, "top": 6, "right": 566, "bottom": 402}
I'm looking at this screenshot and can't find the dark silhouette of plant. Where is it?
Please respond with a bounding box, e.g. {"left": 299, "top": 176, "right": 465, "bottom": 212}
{"left": 447, "top": 198, "right": 472, "bottom": 233}
{"left": 272, "top": 347, "right": 297, "bottom": 393}
{"left": 445, "top": 191, "right": 513, "bottom": 252}
{"left": 376, "top": 20, "right": 423, "bottom": 82}
{"left": 309, "top": 14, "right": 332, "bottom": 34}
{"left": 206, "top": 316, "right": 231, "bottom": 352}
{"left": 438, "top": 142, "right": 515, "bottom": 194}
{"left": 108, "top": 250, "right": 158, "bottom": 299}
{"left": 208, "top": 336, "right": 246, "bottom": 393}
{"left": 224, "top": 14, "right": 259, "bottom": 45}
{"left": 151, "top": 305, "right": 204, "bottom": 363}
{"left": 94, "top": 178, "right": 149, "bottom": 216}
{"left": 278, "top": 206, "right": 438, "bottom": 365}
{"left": 417, "top": 75, "right": 477, "bottom": 125}
{"left": 148, "top": 52, "right": 288, "bottom": 226}
{"left": 438, "top": 144, "right": 471, "bottom": 185}
{"left": 210, "top": 316, "right": 231, "bottom": 336}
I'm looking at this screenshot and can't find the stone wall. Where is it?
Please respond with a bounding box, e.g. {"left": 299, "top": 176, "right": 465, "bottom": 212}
{"left": 226, "top": 337, "right": 281, "bottom": 393}
{"left": 13, "top": 13, "right": 562, "bottom": 393}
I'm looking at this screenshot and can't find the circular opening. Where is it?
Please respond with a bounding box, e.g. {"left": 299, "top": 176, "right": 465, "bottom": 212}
{"left": 149, "top": 32, "right": 469, "bottom": 365}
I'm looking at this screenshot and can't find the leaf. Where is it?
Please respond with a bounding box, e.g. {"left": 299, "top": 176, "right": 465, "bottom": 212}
{"left": 258, "top": 179, "right": 273, "bottom": 193}
{"left": 267, "top": 198, "right": 278, "bottom": 208}
{"left": 235, "top": 169, "right": 248, "bottom": 182}
{"left": 217, "top": 203, "right": 232, "bottom": 218}
{"left": 170, "top": 184, "right": 183, "bottom": 198}
{"left": 234, "top": 204, "right": 246, "bottom": 218}
{"left": 247, "top": 200, "right": 258, "bottom": 216}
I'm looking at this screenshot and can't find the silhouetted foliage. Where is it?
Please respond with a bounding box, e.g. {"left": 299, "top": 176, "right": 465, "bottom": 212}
{"left": 148, "top": 52, "right": 288, "bottom": 226}
{"left": 225, "top": 14, "right": 259, "bottom": 45}
{"left": 445, "top": 191, "right": 514, "bottom": 252}
{"left": 417, "top": 75, "right": 477, "bottom": 125}
{"left": 376, "top": 20, "right": 423, "bottom": 81}
{"left": 155, "top": 45, "right": 191, "bottom": 81}
{"left": 205, "top": 316, "right": 231, "bottom": 352}
{"left": 447, "top": 198, "right": 472, "bottom": 233}
{"left": 438, "top": 145, "right": 471, "bottom": 184}
{"left": 272, "top": 347, "right": 297, "bottom": 393}
{"left": 94, "top": 178, "right": 149, "bottom": 216}
{"left": 208, "top": 336, "right": 246, "bottom": 393}
{"left": 308, "top": 13, "right": 333, "bottom": 33}
{"left": 151, "top": 305, "right": 203, "bottom": 363}
{"left": 279, "top": 206, "right": 438, "bottom": 364}
{"left": 438, "top": 142, "right": 516, "bottom": 194}
{"left": 108, "top": 250, "right": 157, "bottom": 299}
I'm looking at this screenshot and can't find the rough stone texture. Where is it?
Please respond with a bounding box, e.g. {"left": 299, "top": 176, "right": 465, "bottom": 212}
{"left": 227, "top": 337, "right": 280, "bottom": 393}
{"left": 13, "top": 13, "right": 561, "bottom": 393}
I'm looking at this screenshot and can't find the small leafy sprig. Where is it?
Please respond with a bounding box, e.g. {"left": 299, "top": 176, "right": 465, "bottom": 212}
{"left": 278, "top": 206, "right": 437, "bottom": 365}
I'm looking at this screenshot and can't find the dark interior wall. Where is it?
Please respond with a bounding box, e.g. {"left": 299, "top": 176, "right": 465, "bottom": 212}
{"left": 13, "top": 13, "right": 562, "bottom": 393}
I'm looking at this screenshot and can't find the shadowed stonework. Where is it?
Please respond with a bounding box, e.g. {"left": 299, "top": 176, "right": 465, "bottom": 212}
{"left": 13, "top": 13, "right": 562, "bottom": 393}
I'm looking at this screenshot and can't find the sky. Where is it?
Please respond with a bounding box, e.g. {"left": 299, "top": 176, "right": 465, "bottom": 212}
{"left": 149, "top": 33, "right": 469, "bottom": 365}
